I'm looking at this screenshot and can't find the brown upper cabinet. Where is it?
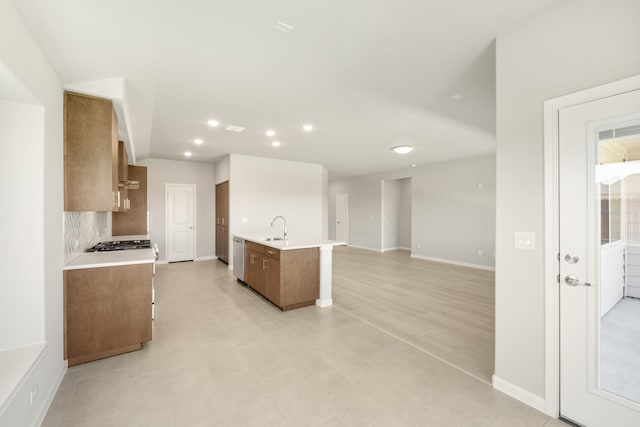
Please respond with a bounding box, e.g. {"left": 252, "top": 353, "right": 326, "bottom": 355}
{"left": 64, "top": 91, "right": 127, "bottom": 212}
{"left": 215, "top": 181, "right": 229, "bottom": 263}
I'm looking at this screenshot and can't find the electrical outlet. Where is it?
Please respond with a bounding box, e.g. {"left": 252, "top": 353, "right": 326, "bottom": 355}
{"left": 417, "top": 242, "right": 421, "bottom": 249}
{"left": 30, "top": 384, "right": 39, "bottom": 406}
{"left": 477, "top": 250, "right": 483, "bottom": 257}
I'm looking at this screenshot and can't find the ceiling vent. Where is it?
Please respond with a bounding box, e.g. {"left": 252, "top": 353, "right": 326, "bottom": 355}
{"left": 225, "top": 125, "right": 246, "bottom": 133}
{"left": 274, "top": 21, "right": 294, "bottom": 34}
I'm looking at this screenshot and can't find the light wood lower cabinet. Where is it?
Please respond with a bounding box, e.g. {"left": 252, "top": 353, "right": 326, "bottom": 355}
{"left": 64, "top": 263, "right": 152, "bottom": 366}
{"left": 244, "top": 241, "right": 319, "bottom": 311}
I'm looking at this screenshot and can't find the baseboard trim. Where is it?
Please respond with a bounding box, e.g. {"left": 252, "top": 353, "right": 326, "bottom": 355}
{"left": 346, "top": 244, "right": 382, "bottom": 252}
{"left": 32, "top": 360, "right": 66, "bottom": 427}
{"left": 156, "top": 260, "right": 168, "bottom": 265}
{"left": 382, "top": 246, "right": 411, "bottom": 252}
{"left": 492, "top": 375, "right": 546, "bottom": 413}
{"left": 410, "top": 254, "right": 495, "bottom": 272}
{"left": 195, "top": 256, "right": 217, "bottom": 261}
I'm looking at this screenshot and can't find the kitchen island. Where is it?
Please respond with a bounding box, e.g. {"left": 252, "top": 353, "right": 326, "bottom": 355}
{"left": 235, "top": 235, "right": 344, "bottom": 310}
{"left": 63, "top": 242, "right": 156, "bottom": 366}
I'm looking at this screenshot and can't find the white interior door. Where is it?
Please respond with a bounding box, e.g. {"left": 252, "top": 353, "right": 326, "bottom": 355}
{"left": 559, "top": 88, "right": 640, "bottom": 426}
{"left": 166, "top": 184, "right": 195, "bottom": 262}
{"left": 336, "top": 193, "right": 349, "bottom": 243}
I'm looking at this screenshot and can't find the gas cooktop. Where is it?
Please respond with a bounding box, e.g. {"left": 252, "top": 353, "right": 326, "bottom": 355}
{"left": 86, "top": 239, "right": 151, "bottom": 252}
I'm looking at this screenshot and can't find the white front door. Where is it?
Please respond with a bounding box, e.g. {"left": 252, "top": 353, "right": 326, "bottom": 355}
{"left": 559, "top": 88, "right": 640, "bottom": 426}
{"left": 336, "top": 193, "right": 349, "bottom": 243}
{"left": 166, "top": 184, "right": 195, "bottom": 262}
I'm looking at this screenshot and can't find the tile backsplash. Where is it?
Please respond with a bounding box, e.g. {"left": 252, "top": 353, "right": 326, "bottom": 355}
{"left": 64, "top": 211, "right": 110, "bottom": 264}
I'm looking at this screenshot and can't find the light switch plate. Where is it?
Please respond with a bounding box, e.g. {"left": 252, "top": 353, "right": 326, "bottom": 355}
{"left": 515, "top": 232, "right": 535, "bottom": 250}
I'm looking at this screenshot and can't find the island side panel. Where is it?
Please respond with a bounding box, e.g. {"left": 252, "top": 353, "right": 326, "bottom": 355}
{"left": 280, "top": 247, "right": 320, "bottom": 310}
{"left": 64, "top": 263, "right": 152, "bottom": 366}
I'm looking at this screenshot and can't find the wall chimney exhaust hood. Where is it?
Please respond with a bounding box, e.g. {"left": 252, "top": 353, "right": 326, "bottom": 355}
{"left": 118, "top": 180, "right": 140, "bottom": 190}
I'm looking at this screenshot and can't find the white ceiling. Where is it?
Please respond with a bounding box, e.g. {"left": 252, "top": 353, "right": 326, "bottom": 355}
{"left": 11, "top": 0, "right": 558, "bottom": 178}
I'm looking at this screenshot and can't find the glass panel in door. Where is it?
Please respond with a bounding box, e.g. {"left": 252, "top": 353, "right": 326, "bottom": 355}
{"left": 598, "top": 121, "right": 640, "bottom": 404}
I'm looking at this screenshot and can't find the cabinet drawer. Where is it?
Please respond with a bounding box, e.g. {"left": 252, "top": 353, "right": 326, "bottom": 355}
{"left": 245, "top": 241, "right": 280, "bottom": 260}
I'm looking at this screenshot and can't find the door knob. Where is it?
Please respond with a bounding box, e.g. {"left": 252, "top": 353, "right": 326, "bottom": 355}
{"left": 564, "top": 275, "right": 591, "bottom": 287}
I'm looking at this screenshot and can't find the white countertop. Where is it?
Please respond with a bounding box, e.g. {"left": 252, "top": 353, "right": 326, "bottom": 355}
{"left": 235, "top": 234, "right": 345, "bottom": 251}
{"left": 64, "top": 243, "right": 156, "bottom": 271}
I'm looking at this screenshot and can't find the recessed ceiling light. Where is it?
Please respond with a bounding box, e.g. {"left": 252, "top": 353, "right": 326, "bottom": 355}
{"left": 411, "top": 163, "right": 417, "bottom": 168}
{"left": 303, "top": 124, "right": 313, "bottom": 132}
{"left": 225, "top": 125, "right": 246, "bottom": 133}
{"left": 184, "top": 151, "right": 192, "bottom": 157}
{"left": 392, "top": 145, "right": 414, "bottom": 154}
{"left": 451, "top": 94, "right": 463, "bottom": 101}
{"left": 207, "top": 120, "right": 219, "bottom": 127}
{"left": 194, "top": 138, "right": 203, "bottom": 145}
{"left": 274, "top": 21, "right": 294, "bottom": 34}
{"left": 272, "top": 141, "right": 281, "bottom": 147}
{"left": 311, "top": 147, "right": 318, "bottom": 151}
{"left": 266, "top": 129, "right": 276, "bottom": 137}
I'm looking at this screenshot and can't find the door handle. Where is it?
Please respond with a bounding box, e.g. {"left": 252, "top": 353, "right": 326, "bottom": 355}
{"left": 564, "top": 275, "right": 591, "bottom": 287}
{"left": 263, "top": 259, "right": 268, "bottom": 270}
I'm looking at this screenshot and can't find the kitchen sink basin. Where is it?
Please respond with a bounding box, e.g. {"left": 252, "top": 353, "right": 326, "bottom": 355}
{"left": 263, "top": 236, "right": 285, "bottom": 241}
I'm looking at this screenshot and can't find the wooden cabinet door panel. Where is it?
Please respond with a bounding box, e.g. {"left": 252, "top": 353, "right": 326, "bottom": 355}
{"left": 264, "top": 255, "right": 281, "bottom": 307}
{"left": 64, "top": 263, "right": 152, "bottom": 366}
{"left": 64, "top": 92, "right": 116, "bottom": 211}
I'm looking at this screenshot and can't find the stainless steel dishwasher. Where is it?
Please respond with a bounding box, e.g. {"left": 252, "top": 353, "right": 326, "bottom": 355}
{"left": 232, "top": 236, "right": 245, "bottom": 282}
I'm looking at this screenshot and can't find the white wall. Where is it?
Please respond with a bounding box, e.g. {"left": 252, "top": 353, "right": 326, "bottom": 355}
{"left": 329, "top": 154, "right": 496, "bottom": 269}
{"left": 398, "top": 178, "right": 411, "bottom": 248}
{"left": 382, "top": 178, "right": 411, "bottom": 251}
{"left": 214, "top": 155, "right": 230, "bottom": 185}
{"left": 228, "top": 154, "right": 327, "bottom": 267}
{"left": 329, "top": 174, "right": 385, "bottom": 251}
{"left": 138, "top": 158, "right": 215, "bottom": 261}
{"left": 0, "top": 101, "right": 45, "bottom": 352}
{"left": 0, "top": 0, "right": 65, "bottom": 425}
{"left": 495, "top": 0, "right": 640, "bottom": 402}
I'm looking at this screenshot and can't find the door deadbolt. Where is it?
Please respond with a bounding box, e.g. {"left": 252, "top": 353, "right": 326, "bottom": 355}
{"left": 564, "top": 254, "right": 579, "bottom": 264}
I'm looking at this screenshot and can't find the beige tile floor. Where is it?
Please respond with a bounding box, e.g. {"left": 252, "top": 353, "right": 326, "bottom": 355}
{"left": 42, "top": 255, "right": 565, "bottom": 427}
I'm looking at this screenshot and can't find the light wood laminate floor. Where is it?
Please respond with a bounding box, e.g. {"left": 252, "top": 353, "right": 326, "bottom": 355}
{"left": 41, "top": 258, "right": 563, "bottom": 427}
{"left": 332, "top": 247, "right": 495, "bottom": 383}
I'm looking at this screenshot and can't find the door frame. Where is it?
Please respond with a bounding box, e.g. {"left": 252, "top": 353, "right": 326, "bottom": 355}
{"left": 543, "top": 74, "right": 640, "bottom": 418}
{"left": 164, "top": 183, "right": 197, "bottom": 262}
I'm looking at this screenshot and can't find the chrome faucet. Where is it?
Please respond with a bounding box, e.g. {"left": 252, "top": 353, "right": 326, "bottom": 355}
{"left": 270, "top": 216, "right": 287, "bottom": 240}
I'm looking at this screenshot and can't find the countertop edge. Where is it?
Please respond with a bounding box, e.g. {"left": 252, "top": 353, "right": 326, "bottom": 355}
{"left": 63, "top": 258, "right": 155, "bottom": 271}
{"left": 235, "top": 235, "right": 346, "bottom": 251}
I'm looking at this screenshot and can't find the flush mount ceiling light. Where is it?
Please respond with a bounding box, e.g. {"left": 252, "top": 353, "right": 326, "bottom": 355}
{"left": 207, "top": 120, "right": 219, "bottom": 127}
{"left": 225, "top": 125, "right": 246, "bottom": 133}
{"left": 410, "top": 163, "right": 417, "bottom": 168}
{"left": 302, "top": 124, "right": 313, "bottom": 132}
{"left": 194, "top": 138, "right": 203, "bottom": 145}
{"left": 184, "top": 151, "right": 192, "bottom": 157}
{"left": 392, "top": 145, "right": 414, "bottom": 154}
{"left": 274, "top": 21, "right": 294, "bottom": 34}
{"left": 266, "top": 129, "right": 276, "bottom": 137}
{"left": 451, "top": 94, "right": 463, "bottom": 101}
{"left": 272, "top": 141, "right": 281, "bottom": 147}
